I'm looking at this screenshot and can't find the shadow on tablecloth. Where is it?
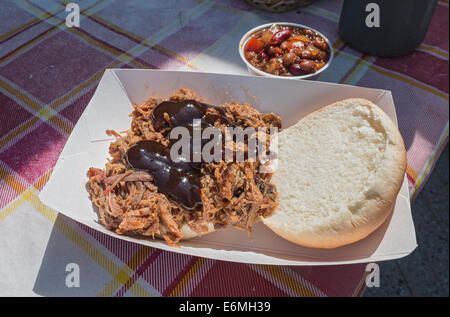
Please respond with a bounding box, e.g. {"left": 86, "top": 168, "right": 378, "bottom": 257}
{"left": 32, "top": 213, "right": 122, "bottom": 297}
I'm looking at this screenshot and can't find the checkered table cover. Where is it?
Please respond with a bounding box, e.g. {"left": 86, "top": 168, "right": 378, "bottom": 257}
{"left": 0, "top": 0, "right": 448, "bottom": 297}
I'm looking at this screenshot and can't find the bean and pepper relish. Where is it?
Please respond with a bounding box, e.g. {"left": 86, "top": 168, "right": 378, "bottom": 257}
{"left": 244, "top": 24, "right": 331, "bottom": 77}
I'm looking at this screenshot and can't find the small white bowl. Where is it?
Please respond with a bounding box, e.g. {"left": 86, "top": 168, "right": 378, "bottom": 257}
{"left": 238, "top": 22, "right": 334, "bottom": 80}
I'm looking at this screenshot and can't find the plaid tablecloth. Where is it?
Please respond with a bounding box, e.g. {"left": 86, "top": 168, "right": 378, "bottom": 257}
{"left": 0, "top": 0, "right": 448, "bottom": 297}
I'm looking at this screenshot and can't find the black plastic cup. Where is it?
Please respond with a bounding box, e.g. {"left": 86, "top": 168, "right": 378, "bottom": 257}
{"left": 338, "top": 0, "right": 438, "bottom": 57}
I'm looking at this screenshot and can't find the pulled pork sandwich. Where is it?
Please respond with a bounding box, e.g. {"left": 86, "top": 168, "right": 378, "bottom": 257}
{"left": 87, "top": 88, "right": 281, "bottom": 246}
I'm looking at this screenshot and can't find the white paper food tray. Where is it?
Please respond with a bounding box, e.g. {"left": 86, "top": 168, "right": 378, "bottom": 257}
{"left": 39, "top": 69, "right": 417, "bottom": 266}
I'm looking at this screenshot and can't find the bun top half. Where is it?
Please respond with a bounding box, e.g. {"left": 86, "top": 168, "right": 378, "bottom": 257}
{"left": 262, "top": 98, "right": 407, "bottom": 249}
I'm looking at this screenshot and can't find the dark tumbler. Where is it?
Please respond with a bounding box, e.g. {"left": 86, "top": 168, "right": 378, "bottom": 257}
{"left": 338, "top": 0, "right": 438, "bottom": 57}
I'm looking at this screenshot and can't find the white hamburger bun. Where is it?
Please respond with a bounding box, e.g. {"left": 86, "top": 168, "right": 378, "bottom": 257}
{"left": 262, "top": 98, "right": 407, "bottom": 249}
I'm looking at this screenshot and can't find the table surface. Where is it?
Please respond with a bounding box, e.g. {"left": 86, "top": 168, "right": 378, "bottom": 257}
{"left": 0, "top": 0, "right": 448, "bottom": 297}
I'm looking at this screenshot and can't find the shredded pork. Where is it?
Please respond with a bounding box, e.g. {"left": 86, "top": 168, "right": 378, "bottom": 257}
{"left": 86, "top": 88, "right": 280, "bottom": 246}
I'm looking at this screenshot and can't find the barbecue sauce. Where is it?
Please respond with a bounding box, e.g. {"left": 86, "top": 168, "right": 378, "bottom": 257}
{"left": 151, "top": 99, "right": 234, "bottom": 130}
{"left": 126, "top": 100, "right": 232, "bottom": 211}
{"left": 126, "top": 140, "right": 202, "bottom": 210}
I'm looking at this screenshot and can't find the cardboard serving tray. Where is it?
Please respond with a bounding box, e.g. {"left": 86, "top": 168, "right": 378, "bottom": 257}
{"left": 39, "top": 69, "right": 417, "bottom": 266}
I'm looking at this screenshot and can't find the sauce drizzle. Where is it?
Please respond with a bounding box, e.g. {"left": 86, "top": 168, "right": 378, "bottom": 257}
{"left": 126, "top": 140, "right": 202, "bottom": 210}
{"left": 126, "top": 100, "right": 233, "bottom": 210}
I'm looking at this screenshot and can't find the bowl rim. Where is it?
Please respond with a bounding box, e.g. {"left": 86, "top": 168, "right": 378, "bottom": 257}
{"left": 238, "top": 22, "right": 334, "bottom": 79}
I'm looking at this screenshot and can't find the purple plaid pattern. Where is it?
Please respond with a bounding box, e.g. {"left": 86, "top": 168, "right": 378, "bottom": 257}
{"left": 0, "top": 0, "right": 448, "bottom": 297}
